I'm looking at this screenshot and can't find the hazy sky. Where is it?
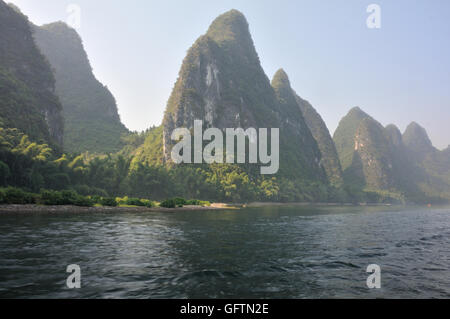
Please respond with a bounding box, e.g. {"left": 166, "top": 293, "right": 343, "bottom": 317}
{"left": 8, "top": 0, "right": 450, "bottom": 149}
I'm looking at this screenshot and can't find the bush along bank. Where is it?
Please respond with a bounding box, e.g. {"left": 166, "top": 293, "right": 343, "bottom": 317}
{"left": 0, "top": 187, "right": 211, "bottom": 209}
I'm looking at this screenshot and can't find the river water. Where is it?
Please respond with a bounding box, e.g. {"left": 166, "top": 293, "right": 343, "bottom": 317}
{"left": 0, "top": 205, "right": 449, "bottom": 298}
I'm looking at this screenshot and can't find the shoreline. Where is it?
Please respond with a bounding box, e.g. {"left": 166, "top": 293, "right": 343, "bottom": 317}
{"left": 244, "top": 202, "right": 395, "bottom": 208}
{"left": 0, "top": 202, "right": 442, "bottom": 215}
{"left": 0, "top": 203, "right": 237, "bottom": 214}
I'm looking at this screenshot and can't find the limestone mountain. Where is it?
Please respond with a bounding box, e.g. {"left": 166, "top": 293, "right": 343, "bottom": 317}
{"left": 385, "top": 124, "right": 403, "bottom": 147}
{"left": 294, "top": 93, "right": 343, "bottom": 185}
{"left": 0, "top": 1, "right": 63, "bottom": 148}
{"left": 32, "top": 22, "right": 129, "bottom": 154}
{"left": 402, "top": 122, "right": 450, "bottom": 201}
{"left": 333, "top": 107, "right": 396, "bottom": 190}
{"left": 333, "top": 107, "right": 371, "bottom": 171}
{"left": 334, "top": 107, "right": 450, "bottom": 203}
{"left": 162, "top": 10, "right": 325, "bottom": 180}
{"left": 163, "top": 10, "right": 278, "bottom": 154}
{"left": 270, "top": 69, "right": 325, "bottom": 180}
{"left": 384, "top": 124, "right": 415, "bottom": 190}
{"left": 403, "top": 122, "right": 435, "bottom": 160}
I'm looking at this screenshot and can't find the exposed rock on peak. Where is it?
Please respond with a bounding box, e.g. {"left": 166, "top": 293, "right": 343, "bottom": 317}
{"left": 333, "top": 107, "right": 373, "bottom": 170}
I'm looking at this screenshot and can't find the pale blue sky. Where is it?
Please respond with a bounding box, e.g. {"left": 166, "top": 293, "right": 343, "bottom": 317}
{"left": 9, "top": 0, "right": 450, "bottom": 149}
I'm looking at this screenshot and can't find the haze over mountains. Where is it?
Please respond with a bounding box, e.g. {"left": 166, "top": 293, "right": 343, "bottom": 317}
{"left": 0, "top": 2, "right": 448, "bottom": 204}
{"left": 32, "top": 22, "right": 129, "bottom": 154}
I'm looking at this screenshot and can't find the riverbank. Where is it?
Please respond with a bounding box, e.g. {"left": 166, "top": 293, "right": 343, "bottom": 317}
{"left": 0, "top": 203, "right": 238, "bottom": 214}
{"left": 245, "top": 202, "right": 395, "bottom": 207}
{"left": 0, "top": 202, "right": 439, "bottom": 215}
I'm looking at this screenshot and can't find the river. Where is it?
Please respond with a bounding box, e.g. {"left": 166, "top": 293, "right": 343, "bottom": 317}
{"left": 0, "top": 205, "right": 449, "bottom": 298}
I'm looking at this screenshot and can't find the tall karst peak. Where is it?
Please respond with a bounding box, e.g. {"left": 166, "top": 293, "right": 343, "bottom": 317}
{"left": 333, "top": 106, "right": 373, "bottom": 170}
{"left": 33, "top": 20, "right": 129, "bottom": 153}
{"left": 333, "top": 107, "right": 398, "bottom": 189}
{"left": 162, "top": 11, "right": 325, "bottom": 181}
{"left": 403, "top": 122, "right": 433, "bottom": 152}
{"left": 348, "top": 106, "right": 371, "bottom": 119}
{"left": 271, "top": 69, "right": 299, "bottom": 108}
{"left": 40, "top": 21, "right": 82, "bottom": 44}
{"left": 271, "top": 69, "right": 291, "bottom": 88}
{"left": 294, "top": 92, "right": 343, "bottom": 185}
{"left": 163, "top": 9, "right": 276, "bottom": 139}
{"left": 385, "top": 124, "right": 403, "bottom": 146}
{"left": 206, "top": 10, "right": 250, "bottom": 44}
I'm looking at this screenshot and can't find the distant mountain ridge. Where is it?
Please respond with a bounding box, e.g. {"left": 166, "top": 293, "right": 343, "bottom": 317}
{"left": 333, "top": 107, "right": 450, "bottom": 203}
{"left": 32, "top": 21, "right": 129, "bottom": 154}
{"left": 1, "top": 2, "right": 448, "bottom": 204}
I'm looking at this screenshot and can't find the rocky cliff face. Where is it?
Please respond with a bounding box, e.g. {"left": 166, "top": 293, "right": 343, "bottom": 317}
{"left": 0, "top": 1, "right": 64, "bottom": 148}
{"left": 295, "top": 93, "right": 343, "bottom": 185}
{"left": 162, "top": 10, "right": 325, "bottom": 180}
{"left": 32, "top": 22, "right": 129, "bottom": 153}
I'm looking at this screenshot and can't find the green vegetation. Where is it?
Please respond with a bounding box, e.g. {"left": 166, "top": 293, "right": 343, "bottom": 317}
{"left": 1, "top": 7, "right": 448, "bottom": 207}
{"left": 159, "top": 198, "right": 211, "bottom": 208}
{"left": 0, "top": 187, "right": 36, "bottom": 204}
{"left": 99, "top": 197, "right": 118, "bottom": 207}
{"left": 115, "top": 197, "right": 154, "bottom": 208}
{"left": 40, "top": 190, "right": 94, "bottom": 207}
{"left": 0, "top": 187, "right": 92, "bottom": 206}
{"left": 160, "top": 199, "right": 177, "bottom": 208}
